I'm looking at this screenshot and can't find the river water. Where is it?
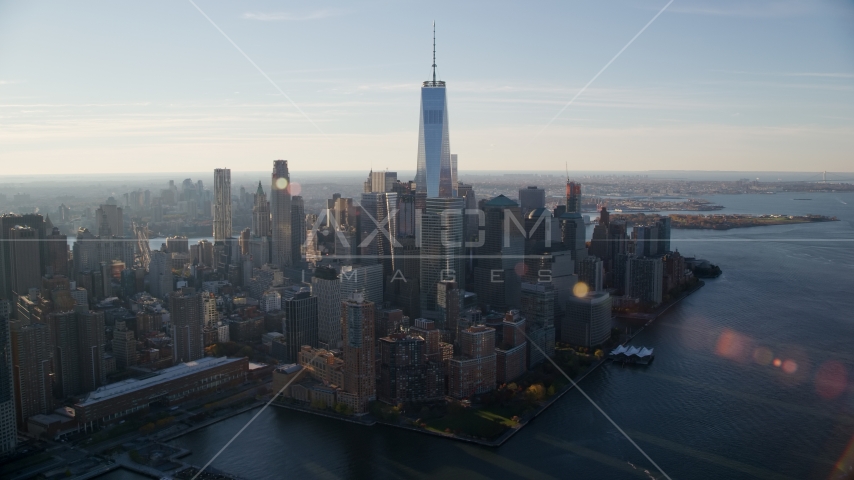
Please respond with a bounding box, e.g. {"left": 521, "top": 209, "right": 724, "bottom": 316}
{"left": 109, "top": 192, "right": 854, "bottom": 479}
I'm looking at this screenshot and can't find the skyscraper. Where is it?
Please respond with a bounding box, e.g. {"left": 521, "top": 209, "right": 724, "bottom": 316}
{"left": 519, "top": 185, "right": 546, "bottom": 214}
{"left": 0, "top": 214, "right": 46, "bottom": 301}
{"left": 169, "top": 288, "right": 204, "bottom": 364}
{"left": 148, "top": 251, "right": 173, "bottom": 299}
{"left": 281, "top": 288, "right": 318, "bottom": 363}
{"left": 341, "top": 294, "right": 376, "bottom": 413}
{"left": 252, "top": 182, "right": 271, "bottom": 237}
{"left": 311, "top": 266, "right": 341, "bottom": 350}
{"left": 0, "top": 313, "right": 16, "bottom": 454}
{"left": 77, "top": 309, "right": 106, "bottom": 393}
{"left": 473, "top": 195, "right": 523, "bottom": 312}
{"left": 420, "top": 197, "right": 465, "bottom": 321}
{"left": 49, "top": 310, "right": 81, "bottom": 398}
{"left": 415, "top": 23, "right": 455, "bottom": 198}
{"left": 95, "top": 201, "right": 123, "bottom": 237}
{"left": 9, "top": 226, "right": 42, "bottom": 297}
{"left": 291, "top": 195, "right": 305, "bottom": 266}
{"left": 214, "top": 168, "right": 232, "bottom": 241}
{"left": 46, "top": 227, "right": 69, "bottom": 277}
{"left": 564, "top": 291, "right": 612, "bottom": 348}
{"left": 271, "top": 160, "right": 293, "bottom": 268}
{"left": 10, "top": 322, "right": 52, "bottom": 428}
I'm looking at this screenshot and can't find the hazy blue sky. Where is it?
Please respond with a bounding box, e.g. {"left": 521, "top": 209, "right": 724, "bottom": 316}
{"left": 1, "top": 0, "right": 852, "bottom": 175}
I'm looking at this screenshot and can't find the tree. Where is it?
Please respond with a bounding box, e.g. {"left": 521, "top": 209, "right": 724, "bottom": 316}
{"left": 525, "top": 384, "right": 546, "bottom": 402}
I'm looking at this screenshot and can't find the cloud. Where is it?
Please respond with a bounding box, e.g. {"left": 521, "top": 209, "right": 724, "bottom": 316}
{"left": 241, "top": 8, "right": 344, "bottom": 22}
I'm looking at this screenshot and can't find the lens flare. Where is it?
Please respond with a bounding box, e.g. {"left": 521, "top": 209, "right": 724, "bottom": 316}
{"left": 287, "top": 181, "right": 301, "bottom": 196}
{"left": 773, "top": 358, "right": 782, "bottom": 368}
{"left": 815, "top": 360, "right": 848, "bottom": 400}
{"left": 514, "top": 262, "right": 526, "bottom": 277}
{"left": 752, "top": 347, "right": 773, "bottom": 366}
{"left": 275, "top": 177, "right": 288, "bottom": 190}
{"left": 715, "top": 329, "right": 752, "bottom": 363}
{"left": 572, "top": 282, "right": 589, "bottom": 297}
{"left": 782, "top": 360, "right": 798, "bottom": 374}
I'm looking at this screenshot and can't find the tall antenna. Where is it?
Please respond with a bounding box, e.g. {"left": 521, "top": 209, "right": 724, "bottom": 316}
{"left": 432, "top": 21, "right": 437, "bottom": 83}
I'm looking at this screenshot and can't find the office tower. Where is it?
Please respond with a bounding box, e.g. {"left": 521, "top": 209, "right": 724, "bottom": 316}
{"left": 291, "top": 195, "right": 305, "bottom": 266}
{"left": 202, "top": 293, "right": 218, "bottom": 327}
{"left": 49, "top": 310, "right": 81, "bottom": 398}
{"left": 436, "top": 280, "right": 460, "bottom": 339}
{"left": 496, "top": 311, "right": 527, "bottom": 384}
{"left": 519, "top": 186, "right": 546, "bottom": 217}
{"left": 556, "top": 178, "right": 587, "bottom": 261}
{"left": 10, "top": 322, "right": 52, "bottom": 428}
{"left": 77, "top": 309, "right": 106, "bottom": 392}
{"left": 0, "top": 314, "right": 13, "bottom": 454}
{"left": 565, "top": 180, "right": 582, "bottom": 214}
{"left": 378, "top": 333, "right": 443, "bottom": 405}
{"left": 520, "top": 282, "right": 556, "bottom": 367}
{"left": 420, "top": 197, "right": 465, "bottom": 320}
{"left": 634, "top": 224, "right": 660, "bottom": 257}
{"left": 271, "top": 160, "right": 293, "bottom": 269}
{"left": 112, "top": 322, "right": 137, "bottom": 369}
{"left": 473, "top": 195, "right": 523, "bottom": 312}
{"left": 9, "top": 226, "right": 42, "bottom": 297}
{"left": 359, "top": 191, "right": 398, "bottom": 274}
{"left": 95, "top": 201, "right": 123, "bottom": 236}
{"left": 564, "top": 291, "right": 612, "bottom": 347}
{"left": 626, "top": 256, "right": 664, "bottom": 306}
{"left": 0, "top": 214, "right": 46, "bottom": 301}
{"left": 252, "top": 182, "right": 271, "bottom": 237}
{"left": 312, "top": 266, "right": 341, "bottom": 350}
{"left": 367, "top": 171, "right": 398, "bottom": 193}
{"left": 589, "top": 223, "right": 609, "bottom": 261}
{"left": 457, "top": 183, "right": 478, "bottom": 241}
{"left": 657, "top": 216, "right": 672, "bottom": 254}
{"left": 341, "top": 294, "right": 376, "bottom": 413}
{"left": 339, "top": 264, "right": 384, "bottom": 308}
{"left": 576, "top": 256, "right": 604, "bottom": 292}
{"left": 448, "top": 325, "right": 497, "bottom": 399}
{"left": 120, "top": 269, "right": 136, "bottom": 299}
{"left": 148, "top": 251, "right": 173, "bottom": 299}
{"left": 523, "top": 250, "right": 577, "bottom": 319}
{"left": 281, "top": 289, "right": 318, "bottom": 363}
{"left": 386, "top": 236, "right": 421, "bottom": 319}
{"left": 415, "top": 24, "right": 455, "bottom": 198}
{"left": 166, "top": 236, "right": 189, "bottom": 254}
{"left": 46, "top": 227, "right": 69, "bottom": 277}
{"left": 169, "top": 288, "right": 204, "bottom": 364}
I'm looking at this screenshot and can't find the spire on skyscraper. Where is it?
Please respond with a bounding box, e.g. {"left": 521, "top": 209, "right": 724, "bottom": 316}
{"left": 432, "top": 21, "right": 437, "bottom": 84}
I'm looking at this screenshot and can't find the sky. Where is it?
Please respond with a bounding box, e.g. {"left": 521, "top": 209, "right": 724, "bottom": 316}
{"left": 1, "top": 0, "right": 852, "bottom": 176}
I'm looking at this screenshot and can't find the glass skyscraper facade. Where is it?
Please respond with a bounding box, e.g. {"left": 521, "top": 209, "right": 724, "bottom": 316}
{"left": 415, "top": 27, "right": 456, "bottom": 199}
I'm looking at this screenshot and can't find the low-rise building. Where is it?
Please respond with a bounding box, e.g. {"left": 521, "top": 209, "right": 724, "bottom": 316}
{"left": 74, "top": 357, "right": 247, "bottom": 428}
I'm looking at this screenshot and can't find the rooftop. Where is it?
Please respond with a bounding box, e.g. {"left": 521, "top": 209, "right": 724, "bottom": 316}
{"left": 76, "top": 356, "right": 244, "bottom": 406}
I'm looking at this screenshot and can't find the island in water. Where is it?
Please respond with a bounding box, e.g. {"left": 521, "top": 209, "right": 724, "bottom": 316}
{"left": 611, "top": 213, "right": 838, "bottom": 230}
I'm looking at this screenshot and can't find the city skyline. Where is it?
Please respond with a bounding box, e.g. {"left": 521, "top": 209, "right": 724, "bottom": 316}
{"left": 1, "top": 0, "right": 853, "bottom": 175}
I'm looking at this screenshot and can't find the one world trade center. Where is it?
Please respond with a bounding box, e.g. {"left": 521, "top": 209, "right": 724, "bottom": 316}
{"left": 415, "top": 23, "right": 457, "bottom": 198}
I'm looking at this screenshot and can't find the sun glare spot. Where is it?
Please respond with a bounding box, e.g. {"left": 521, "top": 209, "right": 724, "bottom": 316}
{"left": 752, "top": 347, "right": 773, "bottom": 366}
{"left": 572, "top": 282, "right": 589, "bottom": 297}
{"left": 275, "top": 177, "right": 288, "bottom": 190}
{"left": 782, "top": 360, "right": 798, "bottom": 374}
